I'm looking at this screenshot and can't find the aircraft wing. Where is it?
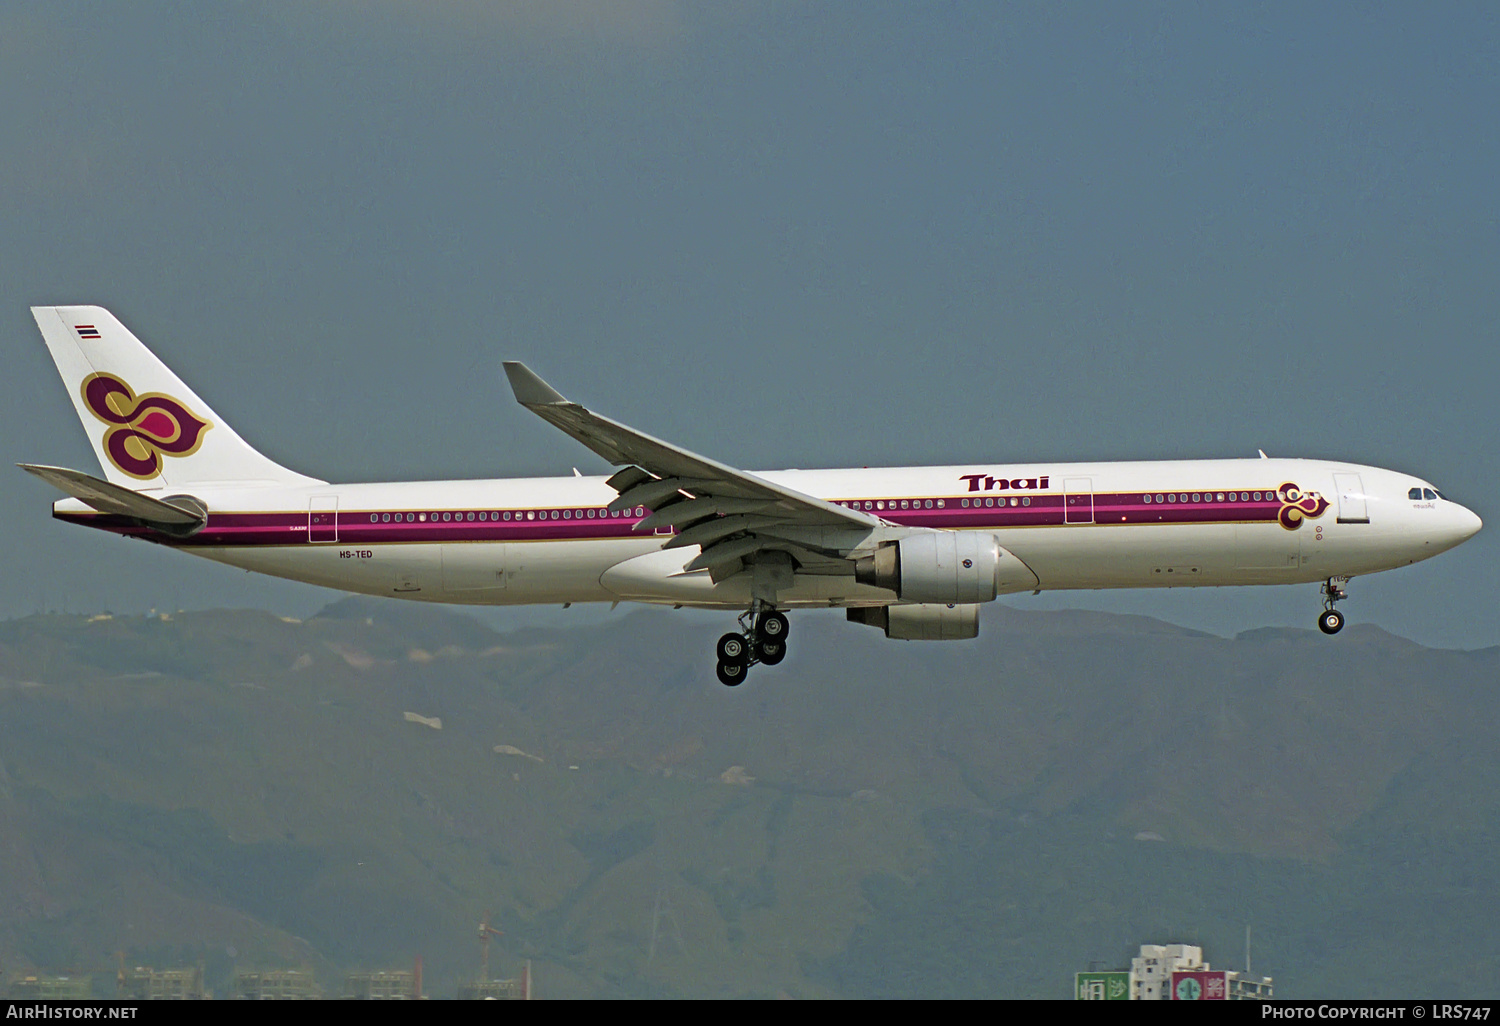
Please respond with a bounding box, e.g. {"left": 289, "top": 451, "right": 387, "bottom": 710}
{"left": 503, "top": 362, "right": 882, "bottom": 580}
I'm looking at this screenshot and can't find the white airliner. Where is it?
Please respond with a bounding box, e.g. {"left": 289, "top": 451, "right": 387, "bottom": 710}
{"left": 22, "top": 306, "right": 1482, "bottom": 685}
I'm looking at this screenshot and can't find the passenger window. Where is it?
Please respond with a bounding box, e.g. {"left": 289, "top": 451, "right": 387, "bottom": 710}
{"left": 1022, "top": 497, "right": 1030, "bottom": 506}
{"left": 961, "top": 499, "right": 970, "bottom": 508}
{"left": 467, "top": 512, "right": 475, "bottom": 521}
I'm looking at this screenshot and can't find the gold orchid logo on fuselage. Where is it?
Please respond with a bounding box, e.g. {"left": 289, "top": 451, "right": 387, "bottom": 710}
{"left": 80, "top": 373, "right": 213, "bottom": 480}
{"left": 1277, "top": 482, "right": 1330, "bottom": 530}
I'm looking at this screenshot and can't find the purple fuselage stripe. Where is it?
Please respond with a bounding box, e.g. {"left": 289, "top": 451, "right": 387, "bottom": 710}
{"left": 53, "top": 489, "right": 1293, "bottom": 547}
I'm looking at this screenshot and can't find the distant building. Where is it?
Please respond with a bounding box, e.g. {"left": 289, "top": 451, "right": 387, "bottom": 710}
{"left": 233, "top": 969, "right": 321, "bottom": 1000}
{"left": 1132, "top": 943, "right": 1206, "bottom": 1000}
{"left": 1229, "top": 971, "right": 1275, "bottom": 1000}
{"left": 1075, "top": 943, "right": 1274, "bottom": 1000}
{"left": 457, "top": 961, "right": 532, "bottom": 1001}
{"left": 344, "top": 970, "right": 420, "bottom": 1000}
{"left": 8, "top": 975, "right": 93, "bottom": 1000}
{"left": 118, "top": 965, "right": 207, "bottom": 1000}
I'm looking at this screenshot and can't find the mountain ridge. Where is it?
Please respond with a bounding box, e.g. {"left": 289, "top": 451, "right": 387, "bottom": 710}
{"left": 0, "top": 599, "right": 1495, "bottom": 997}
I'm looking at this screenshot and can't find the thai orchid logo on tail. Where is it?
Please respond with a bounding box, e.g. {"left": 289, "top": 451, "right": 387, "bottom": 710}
{"left": 80, "top": 373, "right": 213, "bottom": 479}
{"left": 1278, "top": 482, "right": 1330, "bottom": 530}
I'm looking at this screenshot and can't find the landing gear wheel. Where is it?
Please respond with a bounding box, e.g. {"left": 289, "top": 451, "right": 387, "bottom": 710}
{"left": 757, "top": 611, "right": 789, "bottom": 641}
{"left": 716, "top": 633, "right": 748, "bottom": 663}
{"left": 755, "top": 638, "right": 786, "bottom": 665}
{"left": 1318, "top": 577, "right": 1350, "bottom": 637}
{"left": 716, "top": 659, "right": 748, "bottom": 687}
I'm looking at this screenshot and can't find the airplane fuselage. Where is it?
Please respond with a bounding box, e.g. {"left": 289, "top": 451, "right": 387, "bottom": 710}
{"left": 53, "top": 457, "right": 1480, "bottom": 609}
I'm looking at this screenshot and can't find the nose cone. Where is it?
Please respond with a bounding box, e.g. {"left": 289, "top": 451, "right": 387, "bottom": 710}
{"left": 1433, "top": 503, "right": 1483, "bottom": 552}
{"left": 1457, "top": 504, "right": 1483, "bottom": 542}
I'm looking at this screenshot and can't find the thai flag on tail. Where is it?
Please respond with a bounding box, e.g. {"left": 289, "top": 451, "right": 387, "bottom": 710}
{"left": 75, "top": 325, "right": 101, "bottom": 339}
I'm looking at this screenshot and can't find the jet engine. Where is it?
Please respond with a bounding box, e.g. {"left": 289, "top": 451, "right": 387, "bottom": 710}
{"left": 853, "top": 532, "right": 1033, "bottom": 604}
{"left": 847, "top": 603, "right": 980, "bottom": 640}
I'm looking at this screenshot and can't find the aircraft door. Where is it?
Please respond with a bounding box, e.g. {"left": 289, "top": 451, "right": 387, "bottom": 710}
{"left": 1332, "top": 473, "right": 1370, "bottom": 524}
{"left": 442, "top": 543, "right": 507, "bottom": 592}
{"left": 309, "top": 495, "right": 338, "bottom": 543}
{"left": 1064, "top": 477, "right": 1094, "bottom": 524}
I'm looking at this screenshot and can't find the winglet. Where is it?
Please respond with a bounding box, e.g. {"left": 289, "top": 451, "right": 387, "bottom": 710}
{"left": 503, "top": 362, "right": 568, "bottom": 407}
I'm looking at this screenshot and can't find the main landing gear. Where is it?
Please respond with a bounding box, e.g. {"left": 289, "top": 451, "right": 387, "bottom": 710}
{"left": 715, "top": 604, "right": 790, "bottom": 687}
{"left": 1318, "top": 576, "right": 1349, "bottom": 635}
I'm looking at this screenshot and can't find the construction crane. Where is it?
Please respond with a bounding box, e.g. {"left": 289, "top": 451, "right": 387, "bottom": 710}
{"left": 477, "top": 912, "right": 503, "bottom": 983}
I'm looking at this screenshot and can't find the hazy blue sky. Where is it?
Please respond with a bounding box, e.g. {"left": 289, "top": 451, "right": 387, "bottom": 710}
{"left": 3, "top": 2, "right": 1496, "bottom": 647}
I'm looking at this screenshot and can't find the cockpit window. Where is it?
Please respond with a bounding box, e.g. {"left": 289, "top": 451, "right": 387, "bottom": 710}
{"left": 1409, "top": 487, "right": 1424, "bottom": 500}
{"left": 1423, "top": 488, "right": 1438, "bottom": 500}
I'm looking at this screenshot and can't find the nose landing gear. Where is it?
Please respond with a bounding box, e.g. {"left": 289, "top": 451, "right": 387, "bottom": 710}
{"left": 714, "top": 604, "right": 790, "bottom": 686}
{"left": 1318, "top": 577, "right": 1349, "bottom": 635}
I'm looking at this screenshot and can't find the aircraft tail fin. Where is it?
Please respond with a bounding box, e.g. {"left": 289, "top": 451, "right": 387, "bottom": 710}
{"left": 30, "top": 305, "right": 320, "bottom": 490}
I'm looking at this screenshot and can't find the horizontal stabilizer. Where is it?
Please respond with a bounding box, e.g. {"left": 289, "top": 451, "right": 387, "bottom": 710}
{"left": 17, "top": 464, "right": 206, "bottom": 526}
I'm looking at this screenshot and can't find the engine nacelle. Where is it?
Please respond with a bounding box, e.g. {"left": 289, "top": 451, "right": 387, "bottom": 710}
{"left": 854, "top": 532, "right": 1032, "bottom": 604}
{"left": 847, "top": 603, "right": 980, "bottom": 641}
